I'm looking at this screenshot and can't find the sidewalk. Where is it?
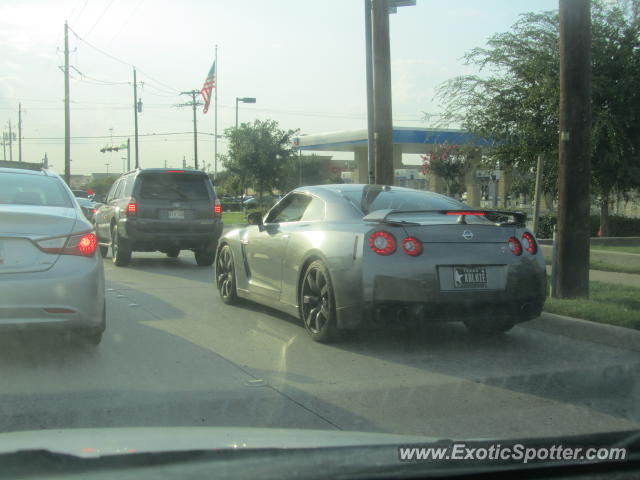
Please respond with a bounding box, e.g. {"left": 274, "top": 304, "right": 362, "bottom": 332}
{"left": 545, "top": 265, "right": 640, "bottom": 288}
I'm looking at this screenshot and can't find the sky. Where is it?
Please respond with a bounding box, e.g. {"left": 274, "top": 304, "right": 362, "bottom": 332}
{"left": 0, "top": 0, "right": 558, "bottom": 175}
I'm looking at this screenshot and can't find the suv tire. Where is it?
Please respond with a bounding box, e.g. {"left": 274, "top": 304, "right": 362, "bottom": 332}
{"left": 112, "top": 226, "right": 132, "bottom": 267}
{"left": 195, "top": 248, "right": 215, "bottom": 267}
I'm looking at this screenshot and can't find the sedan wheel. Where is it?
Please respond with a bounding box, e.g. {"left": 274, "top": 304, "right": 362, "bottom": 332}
{"left": 300, "top": 260, "right": 338, "bottom": 343}
{"left": 216, "top": 245, "right": 238, "bottom": 304}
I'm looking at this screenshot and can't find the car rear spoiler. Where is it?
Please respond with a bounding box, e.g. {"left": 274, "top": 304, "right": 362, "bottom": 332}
{"left": 362, "top": 209, "right": 527, "bottom": 227}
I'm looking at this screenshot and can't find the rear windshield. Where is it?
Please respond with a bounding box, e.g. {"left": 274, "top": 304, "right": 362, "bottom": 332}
{"left": 138, "top": 173, "right": 211, "bottom": 201}
{"left": 0, "top": 173, "right": 71, "bottom": 207}
{"left": 343, "top": 186, "right": 465, "bottom": 214}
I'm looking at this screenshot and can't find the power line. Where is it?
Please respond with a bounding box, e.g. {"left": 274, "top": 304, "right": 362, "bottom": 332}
{"left": 84, "top": 0, "right": 116, "bottom": 38}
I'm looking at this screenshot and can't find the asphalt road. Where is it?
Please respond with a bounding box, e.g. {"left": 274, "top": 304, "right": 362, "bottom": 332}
{"left": 1, "top": 251, "right": 639, "bottom": 440}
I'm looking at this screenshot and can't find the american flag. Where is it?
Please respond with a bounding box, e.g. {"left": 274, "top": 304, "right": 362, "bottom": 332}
{"left": 200, "top": 60, "right": 216, "bottom": 114}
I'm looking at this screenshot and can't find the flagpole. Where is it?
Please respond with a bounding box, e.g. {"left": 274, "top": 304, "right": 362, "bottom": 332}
{"left": 214, "top": 44, "right": 218, "bottom": 178}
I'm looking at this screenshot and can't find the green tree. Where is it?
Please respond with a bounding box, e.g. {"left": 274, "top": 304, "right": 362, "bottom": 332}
{"left": 223, "top": 119, "right": 299, "bottom": 199}
{"left": 86, "top": 176, "right": 117, "bottom": 196}
{"left": 277, "top": 154, "right": 327, "bottom": 192}
{"left": 437, "top": 1, "right": 640, "bottom": 233}
{"left": 421, "top": 144, "right": 470, "bottom": 197}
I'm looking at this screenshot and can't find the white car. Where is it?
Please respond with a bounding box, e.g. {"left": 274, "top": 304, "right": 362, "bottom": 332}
{"left": 0, "top": 167, "right": 105, "bottom": 345}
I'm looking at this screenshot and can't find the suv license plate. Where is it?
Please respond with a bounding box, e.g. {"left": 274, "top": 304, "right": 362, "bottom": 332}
{"left": 168, "top": 210, "right": 184, "bottom": 219}
{"left": 453, "top": 266, "right": 488, "bottom": 289}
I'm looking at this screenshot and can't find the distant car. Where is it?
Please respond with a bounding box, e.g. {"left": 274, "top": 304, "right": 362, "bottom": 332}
{"left": 216, "top": 184, "right": 546, "bottom": 342}
{"left": 0, "top": 167, "right": 106, "bottom": 345}
{"left": 75, "top": 197, "right": 100, "bottom": 222}
{"left": 72, "top": 189, "right": 90, "bottom": 198}
{"left": 94, "top": 168, "right": 223, "bottom": 267}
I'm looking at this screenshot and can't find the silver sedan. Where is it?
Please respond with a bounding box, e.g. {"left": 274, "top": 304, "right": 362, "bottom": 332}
{"left": 0, "top": 167, "right": 105, "bottom": 345}
{"left": 216, "top": 184, "right": 546, "bottom": 342}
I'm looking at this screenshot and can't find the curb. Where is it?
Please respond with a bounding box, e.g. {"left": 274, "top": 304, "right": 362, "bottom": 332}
{"left": 521, "top": 312, "right": 640, "bottom": 352}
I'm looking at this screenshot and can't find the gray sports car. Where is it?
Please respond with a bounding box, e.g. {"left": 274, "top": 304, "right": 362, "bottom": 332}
{"left": 215, "top": 184, "right": 546, "bottom": 342}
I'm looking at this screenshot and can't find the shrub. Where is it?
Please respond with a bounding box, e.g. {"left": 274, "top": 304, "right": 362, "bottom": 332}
{"left": 536, "top": 214, "right": 640, "bottom": 238}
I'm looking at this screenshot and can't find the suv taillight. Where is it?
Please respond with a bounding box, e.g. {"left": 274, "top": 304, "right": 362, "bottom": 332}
{"left": 214, "top": 199, "right": 222, "bottom": 217}
{"left": 36, "top": 232, "right": 97, "bottom": 257}
{"left": 126, "top": 200, "right": 137, "bottom": 216}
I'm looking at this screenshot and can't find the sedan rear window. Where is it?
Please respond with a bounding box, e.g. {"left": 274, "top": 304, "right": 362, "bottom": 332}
{"left": 138, "top": 173, "right": 211, "bottom": 201}
{"left": 0, "top": 173, "right": 71, "bottom": 207}
{"left": 343, "top": 186, "right": 465, "bottom": 215}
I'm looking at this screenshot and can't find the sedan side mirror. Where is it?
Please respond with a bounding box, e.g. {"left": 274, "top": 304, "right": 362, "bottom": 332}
{"left": 247, "top": 212, "right": 264, "bottom": 229}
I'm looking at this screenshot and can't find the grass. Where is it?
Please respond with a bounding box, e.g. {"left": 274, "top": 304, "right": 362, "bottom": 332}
{"left": 590, "top": 245, "right": 640, "bottom": 254}
{"left": 221, "top": 211, "right": 247, "bottom": 225}
{"left": 544, "top": 254, "right": 640, "bottom": 274}
{"left": 544, "top": 280, "right": 640, "bottom": 330}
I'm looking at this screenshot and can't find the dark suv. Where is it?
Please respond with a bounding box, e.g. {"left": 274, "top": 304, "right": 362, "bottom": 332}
{"left": 94, "top": 168, "right": 223, "bottom": 267}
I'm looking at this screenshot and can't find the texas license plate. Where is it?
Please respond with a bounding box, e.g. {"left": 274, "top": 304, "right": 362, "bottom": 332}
{"left": 453, "top": 266, "right": 488, "bottom": 288}
{"left": 168, "top": 210, "right": 184, "bottom": 219}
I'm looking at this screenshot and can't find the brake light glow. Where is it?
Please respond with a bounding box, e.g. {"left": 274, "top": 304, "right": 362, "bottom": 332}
{"left": 522, "top": 232, "right": 537, "bottom": 254}
{"left": 508, "top": 236, "right": 523, "bottom": 256}
{"left": 446, "top": 211, "right": 486, "bottom": 216}
{"left": 126, "top": 202, "right": 137, "bottom": 215}
{"left": 166, "top": 170, "right": 185, "bottom": 173}
{"left": 401, "top": 237, "right": 422, "bottom": 256}
{"left": 36, "top": 232, "right": 97, "bottom": 257}
{"left": 214, "top": 200, "right": 222, "bottom": 216}
{"left": 368, "top": 231, "right": 396, "bottom": 256}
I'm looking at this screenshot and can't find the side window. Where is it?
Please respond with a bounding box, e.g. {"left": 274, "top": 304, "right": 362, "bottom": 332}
{"left": 113, "top": 179, "right": 125, "bottom": 200}
{"left": 266, "top": 194, "right": 311, "bottom": 223}
{"left": 301, "top": 196, "right": 325, "bottom": 221}
{"left": 122, "top": 176, "right": 134, "bottom": 198}
{"left": 106, "top": 179, "right": 121, "bottom": 202}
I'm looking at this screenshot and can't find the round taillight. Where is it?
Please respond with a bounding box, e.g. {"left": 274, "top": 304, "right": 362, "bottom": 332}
{"left": 522, "top": 232, "right": 537, "bottom": 254}
{"left": 508, "top": 236, "right": 522, "bottom": 256}
{"left": 77, "top": 233, "right": 97, "bottom": 256}
{"left": 368, "top": 231, "right": 396, "bottom": 256}
{"left": 401, "top": 236, "right": 422, "bottom": 256}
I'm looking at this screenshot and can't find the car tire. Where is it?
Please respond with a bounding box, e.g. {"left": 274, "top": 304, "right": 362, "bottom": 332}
{"left": 195, "top": 248, "right": 215, "bottom": 267}
{"left": 300, "top": 260, "right": 339, "bottom": 343}
{"left": 216, "top": 244, "right": 238, "bottom": 305}
{"left": 166, "top": 248, "right": 180, "bottom": 258}
{"left": 463, "top": 318, "right": 515, "bottom": 335}
{"left": 112, "top": 226, "right": 132, "bottom": 267}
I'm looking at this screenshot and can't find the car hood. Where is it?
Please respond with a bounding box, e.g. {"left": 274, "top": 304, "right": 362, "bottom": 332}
{"left": 0, "top": 427, "right": 437, "bottom": 458}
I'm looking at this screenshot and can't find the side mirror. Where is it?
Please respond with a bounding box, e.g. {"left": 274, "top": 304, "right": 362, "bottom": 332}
{"left": 247, "top": 211, "right": 263, "bottom": 228}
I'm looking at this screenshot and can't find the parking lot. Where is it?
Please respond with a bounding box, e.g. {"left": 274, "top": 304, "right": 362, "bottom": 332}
{"left": 0, "top": 250, "right": 637, "bottom": 439}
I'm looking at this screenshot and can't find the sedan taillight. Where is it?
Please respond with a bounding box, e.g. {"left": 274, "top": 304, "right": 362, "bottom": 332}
{"left": 521, "top": 232, "right": 537, "bottom": 254}
{"left": 401, "top": 236, "right": 423, "bottom": 256}
{"left": 36, "top": 232, "right": 97, "bottom": 257}
{"left": 368, "top": 231, "right": 396, "bottom": 256}
{"left": 508, "top": 236, "right": 523, "bottom": 256}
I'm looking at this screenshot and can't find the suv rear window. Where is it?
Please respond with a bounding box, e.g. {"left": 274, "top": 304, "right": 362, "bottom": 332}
{"left": 0, "top": 173, "right": 71, "bottom": 207}
{"left": 138, "top": 173, "right": 211, "bottom": 201}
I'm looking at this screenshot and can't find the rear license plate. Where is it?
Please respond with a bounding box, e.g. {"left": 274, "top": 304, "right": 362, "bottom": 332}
{"left": 168, "top": 210, "right": 184, "bottom": 219}
{"left": 453, "top": 266, "right": 488, "bottom": 289}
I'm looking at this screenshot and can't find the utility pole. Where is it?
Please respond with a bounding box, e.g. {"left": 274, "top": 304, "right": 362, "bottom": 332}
{"left": 18, "top": 103, "right": 22, "bottom": 162}
{"left": 183, "top": 155, "right": 186, "bottom": 168}
{"left": 556, "top": 0, "right": 592, "bottom": 298}
{"left": 8, "top": 120, "right": 13, "bottom": 162}
{"left": 371, "top": 0, "right": 394, "bottom": 185}
{"left": 133, "top": 67, "right": 140, "bottom": 168}
{"left": 178, "top": 90, "right": 202, "bottom": 170}
{"left": 214, "top": 45, "right": 218, "bottom": 177}
{"left": 64, "top": 21, "right": 71, "bottom": 184}
{"left": 127, "top": 138, "right": 131, "bottom": 170}
{"left": 364, "top": 0, "right": 375, "bottom": 184}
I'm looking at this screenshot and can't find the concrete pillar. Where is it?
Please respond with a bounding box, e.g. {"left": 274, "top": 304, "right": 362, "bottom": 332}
{"left": 354, "top": 146, "right": 369, "bottom": 184}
